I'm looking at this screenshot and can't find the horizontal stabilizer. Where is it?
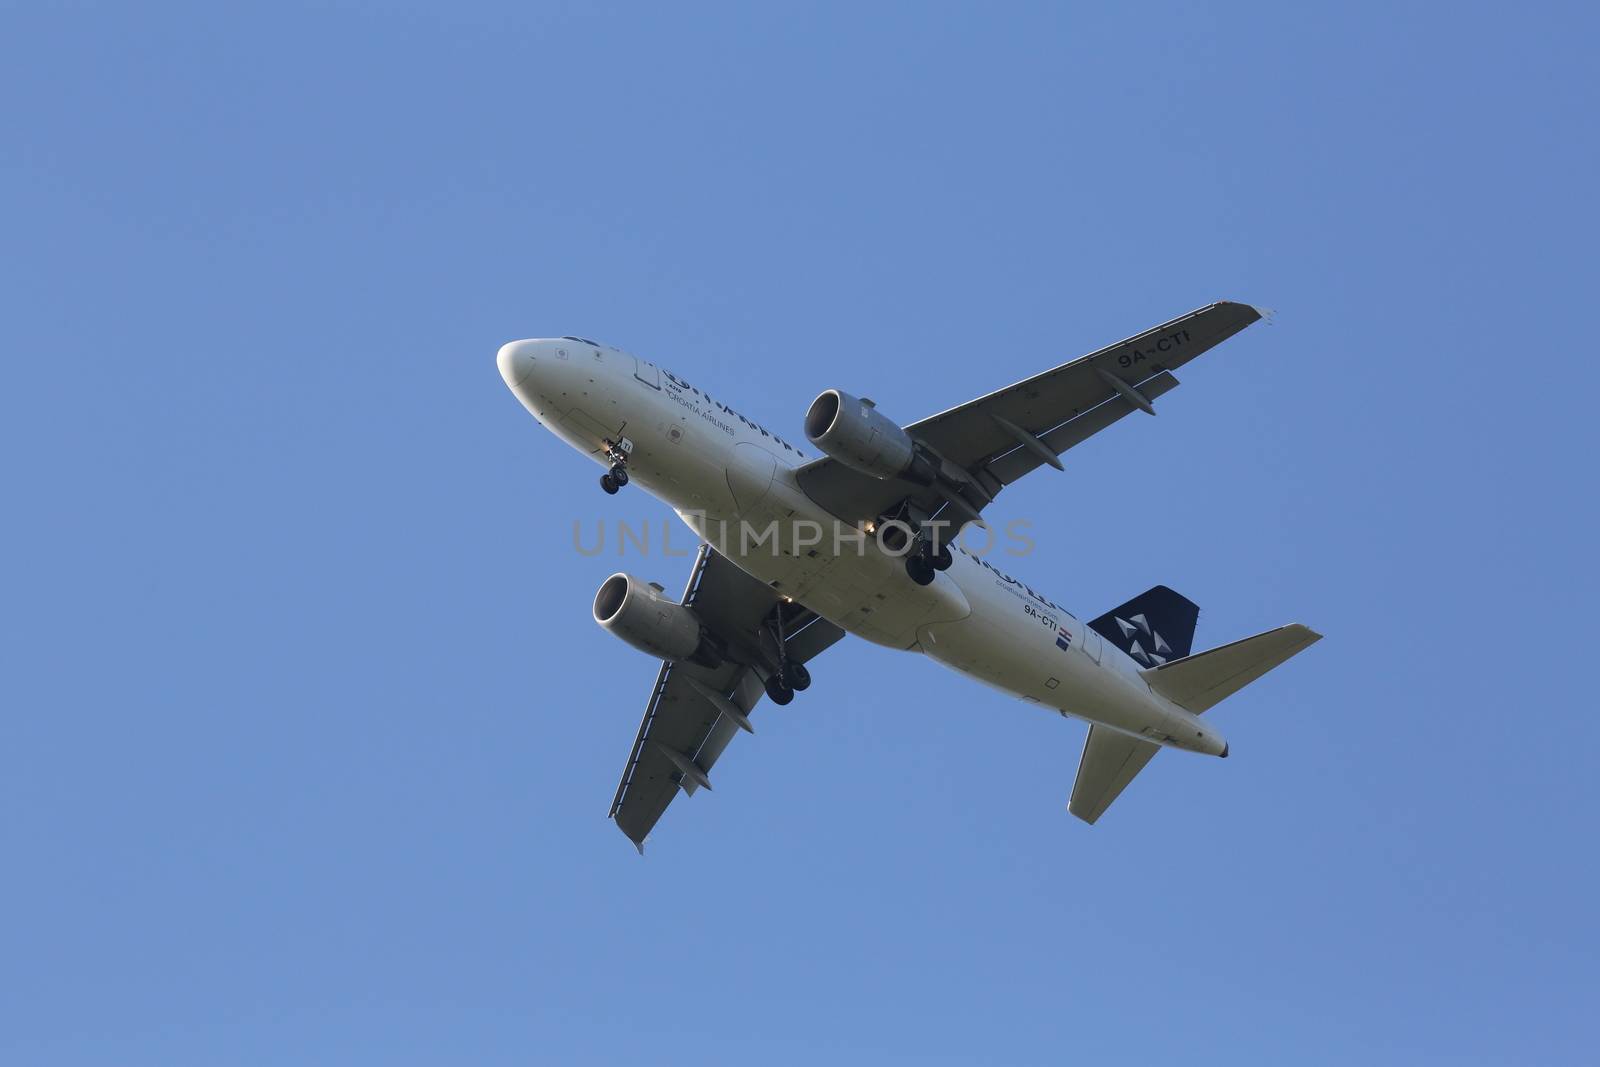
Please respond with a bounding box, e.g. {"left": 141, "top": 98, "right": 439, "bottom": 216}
{"left": 1069, "top": 726, "right": 1161, "bottom": 825}
{"left": 1142, "top": 624, "right": 1322, "bottom": 713}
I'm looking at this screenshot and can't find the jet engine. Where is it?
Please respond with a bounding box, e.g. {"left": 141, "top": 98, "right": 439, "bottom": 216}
{"left": 592, "top": 573, "right": 721, "bottom": 666}
{"left": 803, "top": 389, "right": 937, "bottom": 483}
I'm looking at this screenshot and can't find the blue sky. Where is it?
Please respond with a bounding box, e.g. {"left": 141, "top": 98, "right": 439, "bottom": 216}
{"left": 4, "top": 3, "right": 1597, "bottom": 1064}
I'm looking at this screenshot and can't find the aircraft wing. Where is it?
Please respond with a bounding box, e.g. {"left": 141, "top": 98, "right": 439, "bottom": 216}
{"left": 608, "top": 543, "right": 846, "bottom": 850}
{"left": 795, "top": 301, "right": 1265, "bottom": 525}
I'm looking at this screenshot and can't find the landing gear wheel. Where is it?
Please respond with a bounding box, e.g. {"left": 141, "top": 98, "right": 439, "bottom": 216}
{"left": 784, "top": 661, "right": 811, "bottom": 692}
{"left": 764, "top": 674, "right": 795, "bottom": 705}
{"left": 931, "top": 544, "right": 953, "bottom": 571}
{"left": 600, "top": 473, "right": 619, "bottom": 495}
{"left": 610, "top": 465, "right": 629, "bottom": 487}
{"left": 906, "top": 555, "right": 935, "bottom": 586}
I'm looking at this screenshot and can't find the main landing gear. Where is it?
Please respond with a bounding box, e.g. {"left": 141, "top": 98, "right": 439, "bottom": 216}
{"left": 599, "top": 437, "right": 633, "bottom": 495}
{"left": 877, "top": 510, "right": 955, "bottom": 586}
{"left": 763, "top": 661, "right": 810, "bottom": 706}
{"left": 762, "top": 603, "right": 813, "bottom": 706}
{"left": 904, "top": 538, "right": 953, "bottom": 586}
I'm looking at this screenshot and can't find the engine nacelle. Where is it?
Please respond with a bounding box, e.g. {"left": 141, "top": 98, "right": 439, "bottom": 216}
{"left": 593, "top": 573, "right": 720, "bottom": 665}
{"left": 804, "top": 389, "right": 934, "bottom": 482}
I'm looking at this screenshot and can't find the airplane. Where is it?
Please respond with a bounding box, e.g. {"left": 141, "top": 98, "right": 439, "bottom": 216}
{"left": 496, "top": 302, "right": 1320, "bottom": 850}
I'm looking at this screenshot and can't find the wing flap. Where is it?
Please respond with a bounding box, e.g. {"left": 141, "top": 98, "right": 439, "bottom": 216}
{"left": 986, "top": 371, "right": 1180, "bottom": 485}
{"left": 609, "top": 659, "right": 742, "bottom": 846}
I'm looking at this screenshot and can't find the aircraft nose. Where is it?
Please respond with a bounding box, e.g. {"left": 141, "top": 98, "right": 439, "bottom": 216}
{"left": 496, "top": 340, "right": 536, "bottom": 390}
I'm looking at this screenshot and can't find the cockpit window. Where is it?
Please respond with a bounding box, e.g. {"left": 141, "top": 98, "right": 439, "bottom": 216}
{"left": 561, "top": 335, "right": 600, "bottom": 346}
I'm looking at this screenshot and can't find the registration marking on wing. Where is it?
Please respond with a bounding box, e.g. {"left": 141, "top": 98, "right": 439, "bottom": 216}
{"left": 1117, "top": 328, "right": 1191, "bottom": 368}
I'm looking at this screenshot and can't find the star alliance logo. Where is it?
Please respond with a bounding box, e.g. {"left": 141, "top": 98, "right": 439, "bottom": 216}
{"left": 1114, "top": 613, "right": 1172, "bottom": 667}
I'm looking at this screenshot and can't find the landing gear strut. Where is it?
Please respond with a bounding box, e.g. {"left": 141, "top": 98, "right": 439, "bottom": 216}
{"left": 762, "top": 602, "right": 812, "bottom": 705}
{"left": 599, "top": 437, "right": 633, "bottom": 495}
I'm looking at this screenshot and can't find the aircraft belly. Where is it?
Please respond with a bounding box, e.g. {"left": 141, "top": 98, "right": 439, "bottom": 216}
{"left": 819, "top": 553, "right": 971, "bottom": 649}
{"left": 907, "top": 557, "right": 1168, "bottom": 738}
{"left": 582, "top": 383, "right": 744, "bottom": 512}
{"left": 652, "top": 423, "right": 740, "bottom": 513}
{"left": 677, "top": 470, "right": 970, "bottom": 650}
{"left": 724, "top": 442, "right": 778, "bottom": 513}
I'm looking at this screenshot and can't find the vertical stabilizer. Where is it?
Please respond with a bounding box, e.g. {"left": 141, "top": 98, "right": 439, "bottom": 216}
{"left": 1088, "top": 586, "right": 1199, "bottom": 667}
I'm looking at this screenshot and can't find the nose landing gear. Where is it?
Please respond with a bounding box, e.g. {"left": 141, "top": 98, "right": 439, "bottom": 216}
{"left": 599, "top": 437, "right": 633, "bottom": 495}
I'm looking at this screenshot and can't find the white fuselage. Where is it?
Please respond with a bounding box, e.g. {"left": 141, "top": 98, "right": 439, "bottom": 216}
{"left": 498, "top": 337, "right": 1227, "bottom": 757}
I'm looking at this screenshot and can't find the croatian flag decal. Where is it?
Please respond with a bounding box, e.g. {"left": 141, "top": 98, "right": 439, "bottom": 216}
{"left": 1056, "top": 625, "right": 1072, "bottom": 651}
